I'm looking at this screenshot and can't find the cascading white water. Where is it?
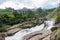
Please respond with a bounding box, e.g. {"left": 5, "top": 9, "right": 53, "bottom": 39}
{"left": 5, "top": 19, "right": 55, "bottom": 40}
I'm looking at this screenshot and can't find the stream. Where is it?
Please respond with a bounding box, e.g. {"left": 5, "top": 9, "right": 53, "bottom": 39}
{"left": 5, "top": 18, "right": 55, "bottom": 40}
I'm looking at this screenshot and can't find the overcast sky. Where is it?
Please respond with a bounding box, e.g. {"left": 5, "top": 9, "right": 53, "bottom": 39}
{"left": 0, "top": 0, "right": 59, "bottom": 9}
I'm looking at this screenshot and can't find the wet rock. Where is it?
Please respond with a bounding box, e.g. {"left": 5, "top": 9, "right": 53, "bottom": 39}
{"left": 0, "top": 32, "right": 6, "bottom": 40}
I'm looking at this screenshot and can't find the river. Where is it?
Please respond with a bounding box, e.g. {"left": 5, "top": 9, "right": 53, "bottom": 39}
{"left": 5, "top": 18, "right": 55, "bottom": 40}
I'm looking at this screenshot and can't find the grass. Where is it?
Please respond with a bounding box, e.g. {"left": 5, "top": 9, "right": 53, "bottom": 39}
{"left": 0, "top": 9, "right": 14, "bottom": 17}
{"left": 52, "top": 29, "right": 57, "bottom": 34}
{"left": 47, "top": 7, "right": 60, "bottom": 18}
{"left": 52, "top": 28, "right": 60, "bottom": 39}
{"left": 57, "top": 29, "right": 60, "bottom": 38}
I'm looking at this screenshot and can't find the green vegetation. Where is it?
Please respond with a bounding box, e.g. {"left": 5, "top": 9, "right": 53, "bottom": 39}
{"left": 0, "top": 8, "right": 49, "bottom": 32}
{"left": 47, "top": 6, "right": 60, "bottom": 18}
{"left": 0, "top": 8, "right": 49, "bottom": 26}
{"left": 0, "top": 9, "right": 14, "bottom": 17}
{"left": 55, "top": 16, "right": 60, "bottom": 24}
{"left": 48, "top": 4, "right": 60, "bottom": 39}
{"left": 47, "top": 4, "right": 60, "bottom": 24}
{"left": 0, "top": 4, "right": 60, "bottom": 32}
{"left": 58, "top": 29, "right": 60, "bottom": 40}
{"left": 0, "top": 23, "right": 7, "bottom": 32}
{"left": 52, "top": 28, "right": 60, "bottom": 40}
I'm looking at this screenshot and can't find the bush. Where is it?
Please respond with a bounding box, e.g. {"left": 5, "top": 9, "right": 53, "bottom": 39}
{"left": 0, "top": 24, "right": 7, "bottom": 32}
{"left": 55, "top": 16, "right": 60, "bottom": 24}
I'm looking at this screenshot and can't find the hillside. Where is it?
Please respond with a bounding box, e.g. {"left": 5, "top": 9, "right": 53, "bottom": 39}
{"left": 0, "top": 9, "right": 14, "bottom": 17}
{"left": 47, "top": 6, "right": 60, "bottom": 18}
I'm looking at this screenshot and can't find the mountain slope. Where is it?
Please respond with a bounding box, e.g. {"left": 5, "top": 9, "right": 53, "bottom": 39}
{"left": 0, "top": 9, "right": 14, "bottom": 17}
{"left": 47, "top": 6, "right": 60, "bottom": 18}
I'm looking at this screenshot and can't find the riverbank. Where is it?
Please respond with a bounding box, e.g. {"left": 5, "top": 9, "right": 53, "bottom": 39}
{"left": 5, "top": 19, "right": 55, "bottom": 40}
{"left": 7, "top": 18, "right": 44, "bottom": 29}
{"left": 51, "top": 23, "right": 60, "bottom": 40}
{"left": 23, "top": 29, "right": 51, "bottom": 40}
{"left": 7, "top": 28, "right": 21, "bottom": 36}
{"left": 5, "top": 18, "right": 44, "bottom": 36}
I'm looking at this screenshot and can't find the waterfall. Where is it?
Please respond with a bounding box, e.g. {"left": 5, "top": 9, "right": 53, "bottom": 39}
{"left": 5, "top": 18, "right": 55, "bottom": 40}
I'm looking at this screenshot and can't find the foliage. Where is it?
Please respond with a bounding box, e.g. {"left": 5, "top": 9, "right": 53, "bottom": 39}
{"left": 0, "top": 7, "right": 58, "bottom": 31}
{"left": 0, "top": 7, "right": 56, "bottom": 26}
{"left": 52, "top": 28, "right": 60, "bottom": 40}
{"left": 55, "top": 16, "right": 60, "bottom": 24}
{"left": 35, "top": 8, "right": 49, "bottom": 17}
{"left": 47, "top": 4, "right": 60, "bottom": 24}
{"left": 58, "top": 29, "right": 60, "bottom": 39}
{"left": 47, "top": 4, "right": 60, "bottom": 18}
{"left": 0, "top": 21, "right": 7, "bottom": 32}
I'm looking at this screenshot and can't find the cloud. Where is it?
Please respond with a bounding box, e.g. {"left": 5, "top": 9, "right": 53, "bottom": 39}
{"left": 0, "top": 0, "right": 6, "bottom": 4}
{"left": 0, "top": 0, "right": 59, "bottom": 9}
{"left": 42, "top": 0, "right": 59, "bottom": 9}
